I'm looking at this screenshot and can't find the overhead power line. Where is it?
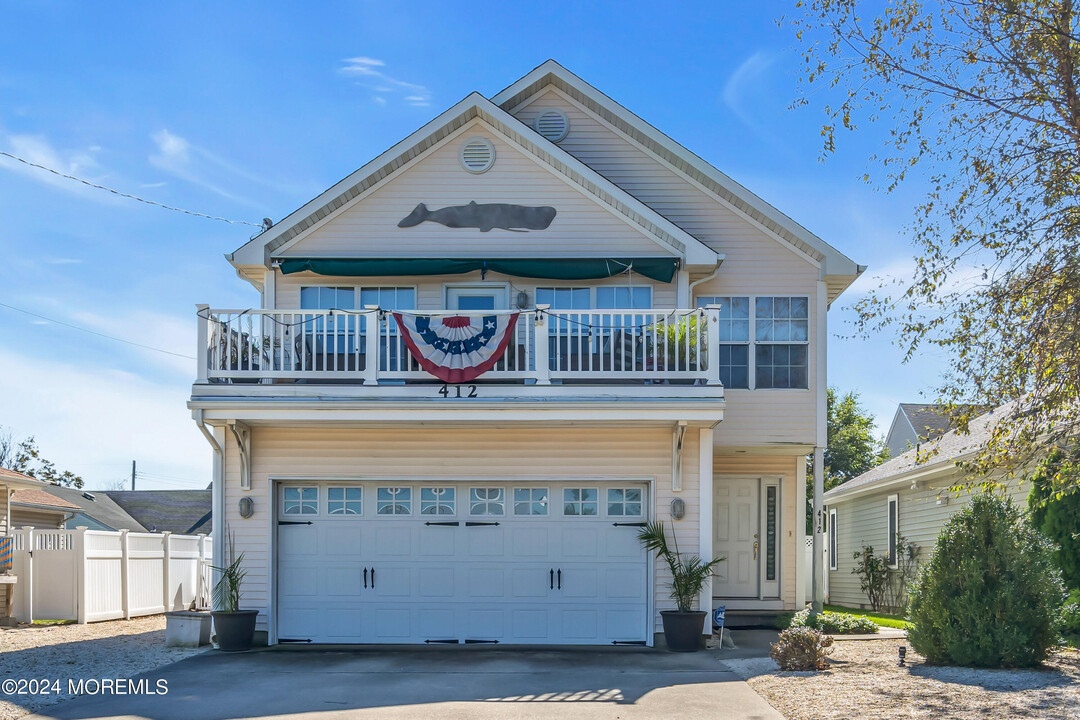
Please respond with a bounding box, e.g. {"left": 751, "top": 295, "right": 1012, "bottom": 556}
{"left": 0, "top": 301, "right": 196, "bottom": 359}
{"left": 0, "top": 150, "right": 262, "bottom": 227}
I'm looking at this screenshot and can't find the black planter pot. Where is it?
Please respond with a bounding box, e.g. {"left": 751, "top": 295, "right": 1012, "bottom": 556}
{"left": 211, "top": 610, "right": 258, "bottom": 652}
{"left": 660, "top": 610, "right": 707, "bottom": 652}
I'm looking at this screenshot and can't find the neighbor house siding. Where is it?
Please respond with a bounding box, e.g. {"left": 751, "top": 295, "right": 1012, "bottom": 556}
{"left": 278, "top": 119, "right": 672, "bottom": 260}
{"left": 10, "top": 507, "right": 67, "bottom": 529}
{"left": 827, "top": 477, "right": 1031, "bottom": 608}
{"left": 224, "top": 426, "right": 704, "bottom": 635}
{"left": 714, "top": 454, "right": 800, "bottom": 609}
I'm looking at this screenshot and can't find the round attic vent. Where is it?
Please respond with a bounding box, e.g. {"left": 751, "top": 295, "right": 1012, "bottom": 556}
{"left": 534, "top": 109, "right": 569, "bottom": 142}
{"left": 460, "top": 137, "right": 495, "bottom": 173}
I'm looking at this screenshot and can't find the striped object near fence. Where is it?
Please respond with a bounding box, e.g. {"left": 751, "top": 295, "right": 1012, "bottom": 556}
{"left": 0, "top": 536, "right": 12, "bottom": 572}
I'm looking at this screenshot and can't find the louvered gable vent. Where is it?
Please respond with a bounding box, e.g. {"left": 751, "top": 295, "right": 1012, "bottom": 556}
{"left": 534, "top": 109, "right": 569, "bottom": 142}
{"left": 459, "top": 137, "right": 495, "bottom": 173}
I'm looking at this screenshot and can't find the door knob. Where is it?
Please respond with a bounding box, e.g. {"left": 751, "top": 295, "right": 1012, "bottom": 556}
{"left": 753, "top": 541, "right": 759, "bottom": 559}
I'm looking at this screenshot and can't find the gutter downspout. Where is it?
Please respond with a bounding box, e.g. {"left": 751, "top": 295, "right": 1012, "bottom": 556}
{"left": 687, "top": 259, "right": 724, "bottom": 302}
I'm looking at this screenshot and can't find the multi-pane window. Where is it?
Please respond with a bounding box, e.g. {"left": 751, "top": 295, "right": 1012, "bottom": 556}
{"left": 696, "top": 296, "right": 750, "bottom": 388}
{"left": 359, "top": 287, "right": 416, "bottom": 312}
{"left": 563, "top": 488, "right": 598, "bottom": 516}
{"left": 607, "top": 488, "right": 643, "bottom": 516}
{"left": 754, "top": 297, "right": 808, "bottom": 389}
{"left": 376, "top": 487, "right": 411, "bottom": 515}
{"left": 327, "top": 487, "right": 362, "bottom": 515}
{"left": 300, "top": 287, "right": 356, "bottom": 354}
{"left": 513, "top": 488, "right": 549, "bottom": 516}
{"left": 283, "top": 487, "right": 318, "bottom": 515}
{"left": 420, "top": 487, "right": 455, "bottom": 515}
{"left": 595, "top": 286, "right": 652, "bottom": 310}
{"left": 470, "top": 488, "right": 505, "bottom": 515}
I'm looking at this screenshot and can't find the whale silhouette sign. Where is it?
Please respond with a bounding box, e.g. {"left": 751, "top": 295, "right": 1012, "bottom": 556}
{"left": 397, "top": 201, "right": 556, "bottom": 232}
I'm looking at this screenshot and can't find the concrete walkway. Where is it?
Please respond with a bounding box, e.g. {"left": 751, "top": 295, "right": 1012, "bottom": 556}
{"left": 28, "top": 644, "right": 785, "bottom": 720}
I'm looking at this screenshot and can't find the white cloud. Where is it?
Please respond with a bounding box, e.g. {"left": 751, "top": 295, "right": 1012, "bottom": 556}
{"left": 339, "top": 57, "right": 431, "bottom": 107}
{"left": 42, "top": 257, "right": 83, "bottom": 265}
{"left": 0, "top": 348, "right": 210, "bottom": 490}
{"left": 722, "top": 50, "right": 784, "bottom": 134}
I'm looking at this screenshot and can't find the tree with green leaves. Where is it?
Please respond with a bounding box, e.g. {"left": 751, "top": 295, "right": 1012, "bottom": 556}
{"left": 1029, "top": 448, "right": 1080, "bottom": 591}
{"left": 0, "top": 427, "right": 84, "bottom": 488}
{"left": 807, "top": 388, "right": 890, "bottom": 531}
{"left": 791, "top": 0, "right": 1080, "bottom": 496}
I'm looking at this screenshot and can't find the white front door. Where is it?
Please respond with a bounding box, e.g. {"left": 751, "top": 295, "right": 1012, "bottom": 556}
{"left": 276, "top": 480, "right": 649, "bottom": 645}
{"left": 713, "top": 478, "right": 760, "bottom": 598}
{"left": 446, "top": 285, "right": 508, "bottom": 311}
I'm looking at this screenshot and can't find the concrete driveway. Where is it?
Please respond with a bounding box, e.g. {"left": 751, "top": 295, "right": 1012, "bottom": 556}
{"left": 27, "top": 644, "right": 784, "bottom": 720}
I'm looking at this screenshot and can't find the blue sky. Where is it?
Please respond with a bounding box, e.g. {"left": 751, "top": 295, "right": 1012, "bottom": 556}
{"left": 0, "top": 1, "right": 940, "bottom": 489}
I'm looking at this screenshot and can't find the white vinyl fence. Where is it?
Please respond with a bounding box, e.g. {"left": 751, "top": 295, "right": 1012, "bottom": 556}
{"left": 7, "top": 527, "right": 212, "bottom": 624}
{"left": 803, "top": 535, "right": 830, "bottom": 603}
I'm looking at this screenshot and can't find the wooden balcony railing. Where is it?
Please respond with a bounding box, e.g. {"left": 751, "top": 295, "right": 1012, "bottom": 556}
{"left": 195, "top": 305, "right": 723, "bottom": 386}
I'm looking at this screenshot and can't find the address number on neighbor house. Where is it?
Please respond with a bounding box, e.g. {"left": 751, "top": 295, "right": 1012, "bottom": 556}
{"left": 438, "top": 384, "right": 478, "bottom": 398}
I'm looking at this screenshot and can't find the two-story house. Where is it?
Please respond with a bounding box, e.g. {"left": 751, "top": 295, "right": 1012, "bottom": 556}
{"left": 189, "top": 60, "right": 863, "bottom": 647}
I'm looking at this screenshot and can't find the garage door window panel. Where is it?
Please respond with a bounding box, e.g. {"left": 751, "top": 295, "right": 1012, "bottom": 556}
{"left": 283, "top": 487, "right": 318, "bottom": 515}
{"left": 513, "top": 487, "right": 549, "bottom": 516}
{"left": 421, "top": 487, "right": 456, "bottom": 515}
{"left": 564, "top": 488, "right": 599, "bottom": 516}
{"left": 327, "top": 487, "right": 362, "bottom": 515}
{"left": 377, "top": 487, "right": 412, "bottom": 515}
{"left": 607, "top": 488, "right": 642, "bottom": 516}
{"left": 470, "top": 487, "right": 505, "bottom": 516}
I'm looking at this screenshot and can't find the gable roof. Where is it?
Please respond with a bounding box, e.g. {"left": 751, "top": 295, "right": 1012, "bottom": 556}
{"left": 0, "top": 466, "right": 50, "bottom": 490}
{"left": 43, "top": 485, "right": 149, "bottom": 532}
{"left": 103, "top": 490, "right": 212, "bottom": 535}
{"left": 826, "top": 404, "right": 1005, "bottom": 502}
{"left": 492, "top": 60, "right": 864, "bottom": 297}
{"left": 11, "top": 488, "right": 81, "bottom": 511}
{"left": 895, "top": 403, "right": 992, "bottom": 443}
{"left": 231, "top": 93, "right": 719, "bottom": 271}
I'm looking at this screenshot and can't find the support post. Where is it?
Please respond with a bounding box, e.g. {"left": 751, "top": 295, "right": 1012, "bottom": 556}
{"left": 196, "top": 304, "right": 209, "bottom": 384}
{"left": 120, "top": 529, "right": 130, "bottom": 620}
{"left": 533, "top": 306, "right": 551, "bottom": 385}
{"left": 363, "top": 306, "right": 380, "bottom": 385}
{"left": 705, "top": 305, "right": 722, "bottom": 385}
{"left": 24, "top": 528, "right": 34, "bottom": 624}
{"left": 698, "top": 427, "right": 714, "bottom": 633}
{"left": 162, "top": 531, "right": 172, "bottom": 613}
{"left": 811, "top": 446, "right": 825, "bottom": 613}
{"left": 795, "top": 456, "right": 807, "bottom": 610}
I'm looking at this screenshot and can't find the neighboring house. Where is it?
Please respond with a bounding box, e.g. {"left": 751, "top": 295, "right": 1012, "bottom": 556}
{"left": 1, "top": 467, "right": 58, "bottom": 623}
{"left": 10, "top": 489, "right": 81, "bottom": 528}
{"left": 103, "top": 490, "right": 212, "bottom": 534}
{"left": 189, "top": 60, "right": 863, "bottom": 646}
{"left": 825, "top": 404, "right": 1028, "bottom": 609}
{"left": 884, "top": 402, "right": 989, "bottom": 458}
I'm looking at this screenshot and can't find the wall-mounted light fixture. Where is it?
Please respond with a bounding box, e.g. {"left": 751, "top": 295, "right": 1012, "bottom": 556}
{"left": 516, "top": 290, "right": 529, "bottom": 309}
{"left": 238, "top": 496, "right": 254, "bottom": 519}
{"left": 670, "top": 498, "right": 686, "bottom": 520}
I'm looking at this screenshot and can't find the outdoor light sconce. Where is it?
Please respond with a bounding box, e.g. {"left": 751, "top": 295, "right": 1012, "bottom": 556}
{"left": 670, "top": 498, "right": 686, "bottom": 520}
{"left": 238, "top": 496, "right": 254, "bottom": 519}
{"left": 516, "top": 290, "right": 529, "bottom": 309}
{"left": 898, "top": 645, "right": 907, "bottom": 666}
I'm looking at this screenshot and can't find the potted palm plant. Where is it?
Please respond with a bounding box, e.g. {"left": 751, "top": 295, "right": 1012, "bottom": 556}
{"left": 210, "top": 550, "right": 257, "bottom": 652}
{"left": 638, "top": 520, "right": 724, "bottom": 651}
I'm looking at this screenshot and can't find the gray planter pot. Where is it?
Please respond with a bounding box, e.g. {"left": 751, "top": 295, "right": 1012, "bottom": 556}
{"left": 660, "top": 610, "right": 707, "bottom": 652}
{"left": 211, "top": 610, "right": 258, "bottom": 652}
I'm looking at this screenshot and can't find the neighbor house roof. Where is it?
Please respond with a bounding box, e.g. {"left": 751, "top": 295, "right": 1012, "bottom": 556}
{"left": 43, "top": 485, "right": 149, "bottom": 532}
{"left": 10, "top": 488, "right": 81, "bottom": 511}
{"left": 0, "top": 466, "right": 50, "bottom": 489}
{"left": 103, "top": 490, "right": 212, "bottom": 535}
{"left": 895, "top": 403, "right": 992, "bottom": 443}
{"left": 229, "top": 90, "right": 719, "bottom": 274}
{"left": 826, "top": 405, "right": 1006, "bottom": 502}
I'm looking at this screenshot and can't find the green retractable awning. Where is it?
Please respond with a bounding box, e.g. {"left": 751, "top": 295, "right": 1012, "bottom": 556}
{"left": 277, "top": 257, "right": 679, "bottom": 283}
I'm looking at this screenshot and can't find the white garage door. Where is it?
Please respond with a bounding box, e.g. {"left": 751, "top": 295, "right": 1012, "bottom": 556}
{"left": 276, "top": 480, "right": 649, "bottom": 645}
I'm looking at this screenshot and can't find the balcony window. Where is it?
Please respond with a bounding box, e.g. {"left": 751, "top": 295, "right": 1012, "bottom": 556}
{"left": 300, "top": 286, "right": 357, "bottom": 355}
{"left": 696, "top": 296, "right": 749, "bottom": 388}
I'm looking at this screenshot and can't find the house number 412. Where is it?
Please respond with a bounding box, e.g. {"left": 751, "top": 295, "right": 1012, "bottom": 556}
{"left": 438, "top": 384, "right": 478, "bottom": 398}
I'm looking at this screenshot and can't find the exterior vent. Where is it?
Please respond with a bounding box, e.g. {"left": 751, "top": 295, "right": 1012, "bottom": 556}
{"left": 459, "top": 138, "right": 495, "bottom": 174}
{"left": 534, "top": 109, "right": 569, "bottom": 142}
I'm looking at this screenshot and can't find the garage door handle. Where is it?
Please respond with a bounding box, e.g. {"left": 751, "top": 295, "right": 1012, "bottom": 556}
{"left": 557, "top": 569, "right": 562, "bottom": 590}
{"left": 363, "top": 567, "right": 368, "bottom": 589}
{"left": 550, "top": 569, "right": 554, "bottom": 589}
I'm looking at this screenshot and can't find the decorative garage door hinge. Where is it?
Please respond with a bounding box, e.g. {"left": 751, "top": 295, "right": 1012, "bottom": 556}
{"left": 278, "top": 520, "right": 313, "bottom": 526}
{"left": 424, "top": 639, "right": 460, "bottom": 644}
{"left": 424, "top": 521, "right": 460, "bottom": 526}
{"left": 612, "top": 640, "right": 647, "bottom": 646}
{"left": 464, "top": 521, "right": 500, "bottom": 527}
{"left": 464, "top": 639, "right": 499, "bottom": 644}
{"left": 278, "top": 638, "right": 312, "bottom": 643}
{"left": 612, "top": 522, "right": 648, "bottom": 527}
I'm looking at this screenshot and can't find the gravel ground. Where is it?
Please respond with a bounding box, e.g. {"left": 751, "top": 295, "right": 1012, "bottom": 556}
{"left": 724, "top": 639, "right": 1080, "bottom": 720}
{"left": 0, "top": 615, "right": 207, "bottom": 720}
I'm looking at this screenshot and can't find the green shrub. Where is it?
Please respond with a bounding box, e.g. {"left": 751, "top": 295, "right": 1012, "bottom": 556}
{"left": 1063, "top": 590, "right": 1080, "bottom": 646}
{"left": 908, "top": 493, "right": 1063, "bottom": 667}
{"left": 770, "top": 626, "right": 833, "bottom": 670}
{"left": 787, "top": 607, "right": 879, "bottom": 634}
{"left": 1028, "top": 449, "right": 1080, "bottom": 592}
